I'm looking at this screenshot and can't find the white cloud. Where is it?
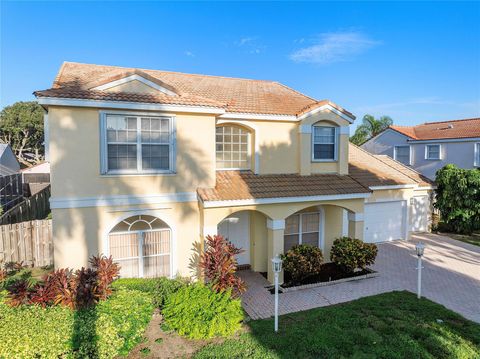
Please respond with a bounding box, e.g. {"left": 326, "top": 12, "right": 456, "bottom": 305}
{"left": 290, "top": 31, "right": 380, "bottom": 64}
{"left": 235, "top": 36, "right": 265, "bottom": 54}
{"left": 184, "top": 51, "right": 195, "bottom": 57}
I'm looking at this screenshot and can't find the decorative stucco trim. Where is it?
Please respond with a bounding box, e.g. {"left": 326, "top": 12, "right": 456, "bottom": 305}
{"left": 36, "top": 97, "right": 226, "bottom": 115}
{"left": 218, "top": 112, "right": 297, "bottom": 122}
{"left": 50, "top": 192, "right": 198, "bottom": 209}
{"left": 201, "top": 192, "right": 371, "bottom": 208}
{"left": 297, "top": 104, "right": 355, "bottom": 123}
{"left": 369, "top": 184, "right": 417, "bottom": 190}
{"left": 92, "top": 74, "right": 178, "bottom": 96}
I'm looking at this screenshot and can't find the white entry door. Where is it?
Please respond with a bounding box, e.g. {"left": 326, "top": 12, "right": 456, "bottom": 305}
{"left": 217, "top": 211, "right": 250, "bottom": 265}
{"left": 411, "top": 196, "right": 429, "bottom": 232}
{"left": 364, "top": 201, "right": 406, "bottom": 243}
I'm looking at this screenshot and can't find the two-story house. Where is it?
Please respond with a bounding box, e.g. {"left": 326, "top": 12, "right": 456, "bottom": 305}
{"left": 362, "top": 118, "right": 480, "bottom": 180}
{"left": 35, "top": 62, "right": 432, "bottom": 283}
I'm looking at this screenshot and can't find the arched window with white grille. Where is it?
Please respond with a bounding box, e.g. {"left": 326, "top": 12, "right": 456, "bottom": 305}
{"left": 215, "top": 125, "right": 251, "bottom": 170}
{"left": 108, "top": 215, "right": 171, "bottom": 278}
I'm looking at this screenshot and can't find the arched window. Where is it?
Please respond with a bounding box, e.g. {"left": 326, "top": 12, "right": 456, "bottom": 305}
{"left": 216, "top": 125, "right": 251, "bottom": 169}
{"left": 108, "top": 215, "right": 171, "bottom": 278}
{"left": 312, "top": 124, "right": 338, "bottom": 161}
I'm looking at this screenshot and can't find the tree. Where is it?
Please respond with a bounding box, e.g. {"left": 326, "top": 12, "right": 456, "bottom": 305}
{"left": 0, "top": 101, "right": 44, "bottom": 166}
{"left": 434, "top": 164, "right": 480, "bottom": 234}
{"left": 350, "top": 114, "right": 393, "bottom": 146}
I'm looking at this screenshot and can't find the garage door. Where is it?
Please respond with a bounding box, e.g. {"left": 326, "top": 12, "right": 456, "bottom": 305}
{"left": 411, "top": 196, "right": 429, "bottom": 232}
{"left": 364, "top": 201, "right": 406, "bottom": 243}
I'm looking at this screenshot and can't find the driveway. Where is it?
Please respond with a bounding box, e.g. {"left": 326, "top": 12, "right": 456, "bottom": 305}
{"left": 239, "top": 233, "right": 480, "bottom": 322}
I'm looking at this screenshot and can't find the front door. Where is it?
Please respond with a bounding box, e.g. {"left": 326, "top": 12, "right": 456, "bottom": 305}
{"left": 217, "top": 211, "right": 250, "bottom": 265}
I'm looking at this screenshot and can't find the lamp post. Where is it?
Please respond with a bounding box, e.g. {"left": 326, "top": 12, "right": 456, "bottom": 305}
{"left": 271, "top": 255, "right": 283, "bottom": 332}
{"left": 415, "top": 242, "right": 425, "bottom": 299}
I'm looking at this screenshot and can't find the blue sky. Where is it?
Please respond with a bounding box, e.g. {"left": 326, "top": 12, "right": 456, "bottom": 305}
{"left": 1, "top": 1, "right": 479, "bottom": 129}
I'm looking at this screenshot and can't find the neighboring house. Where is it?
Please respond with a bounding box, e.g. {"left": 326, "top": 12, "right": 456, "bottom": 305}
{"left": 0, "top": 143, "right": 20, "bottom": 176}
{"left": 34, "top": 62, "right": 433, "bottom": 282}
{"left": 361, "top": 118, "right": 480, "bottom": 180}
{"left": 21, "top": 162, "right": 51, "bottom": 195}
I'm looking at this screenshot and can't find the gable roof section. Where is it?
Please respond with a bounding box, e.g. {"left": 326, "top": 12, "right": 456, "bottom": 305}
{"left": 35, "top": 62, "right": 354, "bottom": 118}
{"left": 348, "top": 144, "right": 432, "bottom": 188}
{"left": 389, "top": 117, "right": 480, "bottom": 141}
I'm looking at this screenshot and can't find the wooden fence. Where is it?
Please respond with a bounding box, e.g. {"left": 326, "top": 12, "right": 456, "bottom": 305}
{"left": 0, "top": 173, "right": 23, "bottom": 211}
{"left": 0, "top": 185, "right": 51, "bottom": 225}
{"left": 0, "top": 220, "right": 53, "bottom": 267}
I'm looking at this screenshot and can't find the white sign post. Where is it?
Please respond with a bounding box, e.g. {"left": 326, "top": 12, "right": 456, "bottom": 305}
{"left": 271, "top": 255, "right": 283, "bottom": 332}
{"left": 415, "top": 242, "right": 425, "bottom": 299}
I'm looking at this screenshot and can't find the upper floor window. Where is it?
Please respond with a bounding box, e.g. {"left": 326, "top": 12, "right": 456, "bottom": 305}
{"left": 394, "top": 145, "right": 411, "bottom": 165}
{"left": 425, "top": 144, "right": 441, "bottom": 160}
{"left": 312, "top": 125, "right": 338, "bottom": 161}
{"left": 475, "top": 143, "right": 480, "bottom": 167}
{"left": 101, "top": 113, "right": 175, "bottom": 174}
{"left": 216, "top": 125, "right": 251, "bottom": 170}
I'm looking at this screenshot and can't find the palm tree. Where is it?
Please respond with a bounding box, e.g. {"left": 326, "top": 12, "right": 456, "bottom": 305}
{"left": 350, "top": 114, "right": 393, "bottom": 146}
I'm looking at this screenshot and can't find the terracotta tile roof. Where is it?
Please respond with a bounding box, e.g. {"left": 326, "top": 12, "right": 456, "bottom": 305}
{"left": 390, "top": 118, "right": 480, "bottom": 140}
{"left": 349, "top": 144, "right": 432, "bottom": 188}
{"left": 197, "top": 171, "right": 370, "bottom": 202}
{"left": 35, "top": 61, "right": 353, "bottom": 118}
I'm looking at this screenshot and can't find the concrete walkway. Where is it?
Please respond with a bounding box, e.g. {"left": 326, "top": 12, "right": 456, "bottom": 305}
{"left": 239, "top": 233, "right": 480, "bottom": 322}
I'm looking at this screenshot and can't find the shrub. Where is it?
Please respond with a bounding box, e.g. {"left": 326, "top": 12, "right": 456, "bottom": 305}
{"left": 153, "top": 277, "right": 188, "bottom": 309}
{"left": 330, "top": 237, "right": 378, "bottom": 273}
{"left": 162, "top": 283, "right": 244, "bottom": 339}
{"left": 90, "top": 255, "right": 120, "bottom": 300}
{"left": 281, "top": 244, "right": 324, "bottom": 283}
{"left": 434, "top": 164, "right": 480, "bottom": 234}
{"left": 111, "top": 277, "right": 159, "bottom": 294}
{"left": 0, "top": 289, "right": 153, "bottom": 358}
{"left": 199, "top": 234, "right": 246, "bottom": 296}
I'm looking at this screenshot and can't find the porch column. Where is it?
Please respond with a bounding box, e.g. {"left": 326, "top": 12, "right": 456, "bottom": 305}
{"left": 348, "top": 212, "right": 364, "bottom": 241}
{"left": 267, "top": 218, "right": 285, "bottom": 284}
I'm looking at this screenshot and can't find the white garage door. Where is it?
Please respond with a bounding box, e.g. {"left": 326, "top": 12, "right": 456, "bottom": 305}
{"left": 411, "top": 196, "right": 429, "bottom": 232}
{"left": 364, "top": 201, "right": 406, "bottom": 243}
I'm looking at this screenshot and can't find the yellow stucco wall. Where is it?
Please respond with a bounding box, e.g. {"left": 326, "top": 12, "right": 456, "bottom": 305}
{"left": 48, "top": 106, "right": 216, "bottom": 199}
{"left": 52, "top": 201, "right": 201, "bottom": 277}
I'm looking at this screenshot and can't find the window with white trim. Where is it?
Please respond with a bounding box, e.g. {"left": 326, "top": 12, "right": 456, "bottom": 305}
{"left": 394, "top": 145, "right": 410, "bottom": 165}
{"left": 475, "top": 143, "right": 480, "bottom": 167}
{"left": 426, "top": 144, "right": 441, "bottom": 160}
{"left": 102, "top": 114, "right": 175, "bottom": 174}
{"left": 312, "top": 125, "right": 337, "bottom": 161}
{"left": 215, "top": 125, "right": 251, "bottom": 169}
{"left": 284, "top": 212, "right": 320, "bottom": 252}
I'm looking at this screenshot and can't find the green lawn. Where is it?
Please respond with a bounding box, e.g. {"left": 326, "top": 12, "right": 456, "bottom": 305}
{"left": 194, "top": 291, "right": 480, "bottom": 359}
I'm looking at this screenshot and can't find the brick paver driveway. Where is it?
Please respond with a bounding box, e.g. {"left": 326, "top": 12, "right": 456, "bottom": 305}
{"left": 239, "top": 233, "right": 480, "bottom": 322}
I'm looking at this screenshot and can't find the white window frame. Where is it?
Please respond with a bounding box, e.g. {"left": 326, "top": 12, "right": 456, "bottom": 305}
{"left": 394, "top": 145, "right": 411, "bottom": 165}
{"left": 215, "top": 124, "right": 252, "bottom": 171}
{"left": 100, "top": 111, "right": 176, "bottom": 175}
{"left": 311, "top": 125, "right": 339, "bottom": 162}
{"left": 474, "top": 142, "right": 480, "bottom": 167}
{"left": 284, "top": 212, "right": 324, "bottom": 251}
{"left": 425, "top": 144, "right": 441, "bottom": 160}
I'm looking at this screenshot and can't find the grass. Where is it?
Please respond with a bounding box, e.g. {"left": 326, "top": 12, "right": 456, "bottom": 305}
{"left": 194, "top": 291, "right": 480, "bottom": 359}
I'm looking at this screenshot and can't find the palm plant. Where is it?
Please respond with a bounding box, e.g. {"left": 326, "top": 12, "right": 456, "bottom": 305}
{"left": 350, "top": 114, "right": 393, "bottom": 145}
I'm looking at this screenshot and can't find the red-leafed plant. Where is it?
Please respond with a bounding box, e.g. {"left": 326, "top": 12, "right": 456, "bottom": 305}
{"left": 89, "top": 255, "right": 120, "bottom": 300}
{"left": 30, "top": 274, "right": 57, "bottom": 307}
{"left": 199, "top": 235, "right": 246, "bottom": 297}
{"left": 0, "top": 268, "right": 6, "bottom": 282}
{"left": 75, "top": 267, "right": 99, "bottom": 308}
{"left": 51, "top": 268, "right": 77, "bottom": 309}
{"left": 6, "top": 279, "right": 33, "bottom": 306}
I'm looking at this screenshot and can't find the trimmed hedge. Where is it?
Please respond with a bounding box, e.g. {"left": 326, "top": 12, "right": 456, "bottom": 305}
{"left": 330, "top": 237, "right": 378, "bottom": 273}
{"left": 0, "top": 288, "right": 153, "bottom": 358}
{"left": 281, "top": 244, "right": 324, "bottom": 283}
{"left": 162, "top": 283, "right": 244, "bottom": 339}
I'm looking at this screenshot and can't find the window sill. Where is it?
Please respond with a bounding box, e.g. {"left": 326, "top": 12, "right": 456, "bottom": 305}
{"left": 100, "top": 171, "right": 177, "bottom": 177}
{"left": 311, "top": 159, "right": 338, "bottom": 163}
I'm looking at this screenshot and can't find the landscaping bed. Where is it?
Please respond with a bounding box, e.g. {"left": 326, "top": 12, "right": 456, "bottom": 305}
{"left": 281, "top": 262, "right": 377, "bottom": 291}
{"left": 194, "top": 291, "right": 480, "bottom": 359}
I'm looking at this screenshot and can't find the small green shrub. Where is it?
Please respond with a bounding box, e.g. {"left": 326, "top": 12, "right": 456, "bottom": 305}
{"left": 281, "top": 244, "right": 324, "bottom": 283}
{"left": 0, "top": 289, "right": 153, "bottom": 358}
{"left": 111, "top": 277, "right": 159, "bottom": 294}
{"left": 162, "top": 283, "right": 244, "bottom": 339}
{"left": 330, "top": 237, "right": 378, "bottom": 273}
{"left": 153, "top": 277, "right": 187, "bottom": 309}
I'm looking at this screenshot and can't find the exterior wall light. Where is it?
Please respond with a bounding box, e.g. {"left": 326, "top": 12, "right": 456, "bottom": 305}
{"left": 271, "top": 255, "right": 283, "bottom": 332}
